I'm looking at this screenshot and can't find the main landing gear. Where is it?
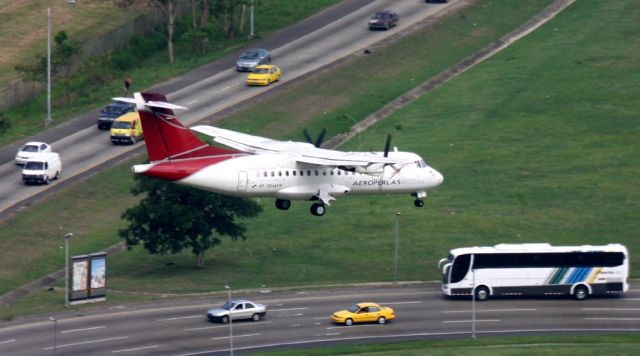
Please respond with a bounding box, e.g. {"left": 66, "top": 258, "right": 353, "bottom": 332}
{"left": 275, "top": 199, "right": 291, "bottom": 210}
{"left": 414, "top": 199, "right": 424, "bottom": 207}
{"left": 275, "top": 199, "right": 326, "bottom": 216}
{"left": 310, "top": 203, "right": 326, "bottom": 216}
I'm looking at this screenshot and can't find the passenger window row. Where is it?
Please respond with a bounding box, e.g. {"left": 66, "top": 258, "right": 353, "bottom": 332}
{"left": 256, "top": 169, "right": 357, "bottom": 178}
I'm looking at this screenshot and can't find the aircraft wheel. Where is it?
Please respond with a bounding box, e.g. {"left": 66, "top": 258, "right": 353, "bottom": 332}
{"left": 414, "top": 199, "right": 424, "bottom": 207}
{"left": 310, "top": 203, "right": 325, "bottom": 216}
{"left": 275, "top": 199, "right": 291, "bottom": 210}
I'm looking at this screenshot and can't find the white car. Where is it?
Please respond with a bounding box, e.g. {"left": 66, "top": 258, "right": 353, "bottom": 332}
{"left": 206, "top": 299, "right": 266, "bottom": 323}
{"left": 15, "top": 142, "right": 52, "bottom": 165}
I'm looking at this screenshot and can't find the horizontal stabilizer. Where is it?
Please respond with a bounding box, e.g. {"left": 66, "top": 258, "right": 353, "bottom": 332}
{"left": 111, "top": 96, "right": 187, "bottom": 111}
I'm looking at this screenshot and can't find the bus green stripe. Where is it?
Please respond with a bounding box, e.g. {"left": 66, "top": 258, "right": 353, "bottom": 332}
{"left": 550, "top": 267, "right": 568, "bottom": 284}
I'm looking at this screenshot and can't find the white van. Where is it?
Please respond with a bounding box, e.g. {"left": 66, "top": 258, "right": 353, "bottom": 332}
{"left": 22, "top": 152, "right": 62, "bottom": 185}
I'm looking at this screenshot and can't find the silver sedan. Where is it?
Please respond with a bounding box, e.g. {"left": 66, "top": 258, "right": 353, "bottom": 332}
{"left": 206, "top": 299, "right": 267, "bottom": 323}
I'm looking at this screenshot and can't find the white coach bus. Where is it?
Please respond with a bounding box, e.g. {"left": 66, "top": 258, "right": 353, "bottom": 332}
{"left": 438, "top": 243, "right": 628, "bottom": 301}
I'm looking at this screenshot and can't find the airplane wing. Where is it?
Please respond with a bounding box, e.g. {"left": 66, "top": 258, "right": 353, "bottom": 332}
{"left": 191, "top": 125, "right": 414, "bottom": 167}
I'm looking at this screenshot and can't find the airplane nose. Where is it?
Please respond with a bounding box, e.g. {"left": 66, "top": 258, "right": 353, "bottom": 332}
{"left": 432, "top": 169, "right": 443, "bottom": 186}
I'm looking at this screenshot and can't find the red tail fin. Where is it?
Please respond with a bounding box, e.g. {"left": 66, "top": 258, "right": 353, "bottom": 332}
{"left": 138, "top": 92, "right": 237, "bottom": 161}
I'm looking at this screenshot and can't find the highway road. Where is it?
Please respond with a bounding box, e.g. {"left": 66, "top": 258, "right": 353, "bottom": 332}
{"left": 0, "top": 0, "right": 466, "bottom": 218}
{"left": 1, "top": 283, "right": 639, "bottom": 355}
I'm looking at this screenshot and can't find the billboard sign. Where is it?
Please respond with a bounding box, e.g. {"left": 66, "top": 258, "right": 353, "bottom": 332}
{"left": 69, "top": 252, "right": 107, "bottom": 304}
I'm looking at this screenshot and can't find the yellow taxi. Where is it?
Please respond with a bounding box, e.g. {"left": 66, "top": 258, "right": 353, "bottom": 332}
{"left": 246, "top": 64, "right": 281, "bottom": 86}
{"left": 331, "top": 302, "right": 395, "bottom": 326}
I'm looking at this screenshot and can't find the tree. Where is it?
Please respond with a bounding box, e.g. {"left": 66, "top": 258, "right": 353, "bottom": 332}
{"left": 14, "top": 30, "right": 80, "bottom": 109}
{"left": 52, "top": 31, "right": 81, "bottom": 109}
{"left": 150, "top": 0, "right": 179, "bottom": 63}
{"left": 119, "top": 175, "right": 262, "bottom": 267}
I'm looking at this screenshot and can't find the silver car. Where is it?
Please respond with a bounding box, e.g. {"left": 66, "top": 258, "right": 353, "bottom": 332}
{"left": 235, "top": 48, "right": 271, "bottom": 72}
{"left": 206, "top": 299, "right": 267, "bottom": 323}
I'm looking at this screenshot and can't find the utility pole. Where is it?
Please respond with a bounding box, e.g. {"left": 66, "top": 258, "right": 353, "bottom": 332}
{"left": 394, "top": 212, "right": 400, "bottom": 282}
{"left": 225, "top": 285, "right": 234, "bottom": 356}
{"left": 46, "top": 7, "right": 52, "bottom": 126}
{"left": 64, "top": 233, "right": 73, "bottom": 307}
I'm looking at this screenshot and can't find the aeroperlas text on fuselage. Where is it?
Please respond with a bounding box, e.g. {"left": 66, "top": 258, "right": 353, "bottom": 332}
{"left": 118, "top": 92, "right": 443, "bottom": 216}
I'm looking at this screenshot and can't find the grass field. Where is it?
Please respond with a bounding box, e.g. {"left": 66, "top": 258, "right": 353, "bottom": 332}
{"left": 1, "top": 0, "right": 639, "bottom": 323}
{"left": 257, "top": 334, "right": 640, "bottom": 355}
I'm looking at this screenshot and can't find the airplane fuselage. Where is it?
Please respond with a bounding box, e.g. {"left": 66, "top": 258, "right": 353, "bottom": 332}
{"left": 136, "top": 152, "right": 442, "bottom": 203}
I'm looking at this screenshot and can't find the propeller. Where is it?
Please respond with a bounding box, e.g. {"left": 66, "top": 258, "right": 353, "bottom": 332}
{"left": 383, "top": 134, "right": 392, "bottom": 158}
{"left": 303, "top": 128, "right": 327, "bottom": 148}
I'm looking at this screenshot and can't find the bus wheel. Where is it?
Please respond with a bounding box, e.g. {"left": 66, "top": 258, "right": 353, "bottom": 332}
{"left": 574, "top": 285, "right": 589, "bottom": 300}
{"left": 475, "top": 286, "right": 489, "bottom": 301}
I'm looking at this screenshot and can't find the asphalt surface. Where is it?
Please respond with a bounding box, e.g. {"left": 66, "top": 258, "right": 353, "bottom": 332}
{"left": 1, "top": 283, "right": 639, "bottom": 355}
{"left": 0, "top": 0, "right": 461, "bottom": 220}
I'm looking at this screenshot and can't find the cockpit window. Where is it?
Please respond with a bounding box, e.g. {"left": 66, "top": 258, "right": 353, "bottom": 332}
{"left": 416, "top": 160, "right": 428, "bottom": 168}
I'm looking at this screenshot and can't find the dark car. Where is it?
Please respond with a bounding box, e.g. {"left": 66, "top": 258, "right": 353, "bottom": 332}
{"left": 235, "top": 48, "right": 271, "bottom": 72}
{"left": 426, "top": 0, "right": 448, "bottom": 3}
{"left": 97, "top": 100, "right": 136, "bottom": 130}
{"left": 368, "top": 10, "right": 399, "bottom": 30}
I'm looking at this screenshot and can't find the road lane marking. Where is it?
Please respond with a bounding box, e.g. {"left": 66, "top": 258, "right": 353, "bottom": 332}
{"left": 0, "top": 339, "right": 16, "bottom": 345}
{"left": 582, "top": 308, "right": 640, "bottom": 311}
{"left": 62, "top": 325, "right": 107, "bottom": 334}
{"left": 443, "top": 309, "right": 537, "bottom": 313}
{"left": 584, "top": 317, "right": 640, "bottom": 321}
{"left": 187, "top": 100, "right": 199, "bottom": 105}
{"left": 108, "top": 306, "right": 126, "bottom": 310}
{"left": 210, "top": 333, "right": 261, "bottom": 341}
{"left": 112, "top": 345, "right": 159, "bottom": 353}
{"left": 313, "top": 317, "right": 328, "bottom": 320}
{"left": 325, "top": 333, "right": 340, "bottom": 336}
{"left": 442, "top": 319, "right": 500, "bottom": 323}
{"left": 43, "top": 336, "right": 129, "bottom": 351}
{"left": 157, "top": 315, "right": 201, "bottom": 322}
{"left": 269, "top": 307, "right": 309, "bottom": 312}
{"left": 185, "top": 322, "right": 272, "bottom": 331}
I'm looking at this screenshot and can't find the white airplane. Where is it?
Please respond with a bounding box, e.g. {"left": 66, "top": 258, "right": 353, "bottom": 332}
{"left": 117, "top": 92, "right": 443, "bottom": 216}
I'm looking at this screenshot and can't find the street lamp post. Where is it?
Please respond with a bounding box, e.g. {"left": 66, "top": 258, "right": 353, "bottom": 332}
{"left": 225, "top": 285, "right": 233, "bottom": 356}
{"left": 46, "top": 7, "right": 51, "bottom": 126}
{"left": 49, "top": 317, "right": 57, "bottom": 355}
{"left": 64, "top": 233, "right": 73, "bottom": 307}
{"left": 394, "top": 212, "right": 400, "bottom": 282}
